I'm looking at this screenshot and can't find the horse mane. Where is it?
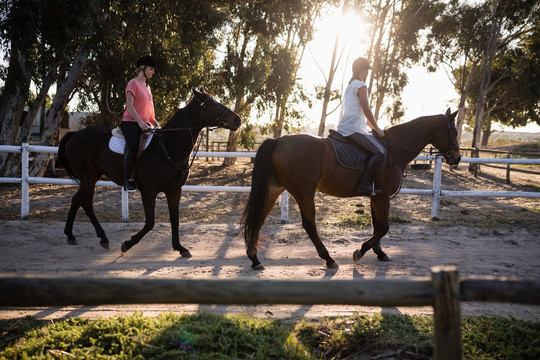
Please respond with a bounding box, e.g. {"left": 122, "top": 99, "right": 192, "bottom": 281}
{"left": 162, "top": 95, "right": 198, "bottom": 129}
{"left": 388, "top": 115, "right": 438, "bottom": 132}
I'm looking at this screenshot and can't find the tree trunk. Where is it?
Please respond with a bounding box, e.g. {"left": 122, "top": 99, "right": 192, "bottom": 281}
{"left": 29, "top": 48, "right": 89, "bottom": 177}
{"left": 2, "top": 63, "right": 60, "bottom": 176}
{"left": 222, "top": 95, "right": 244, "bottom": 166}
{"left": 469, "top": 2, "right": 501, "bottom": 174}
{"left": 318, "top": 0, "right": 348, "bottom": 137}
{"left": 0, "top": 51, "right": 32, "bottom": 176}
{"left": 481, "top": 119, "right": 492, "bottom": 147}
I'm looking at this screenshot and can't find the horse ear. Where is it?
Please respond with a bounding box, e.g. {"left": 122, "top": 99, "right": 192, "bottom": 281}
{"left": 451, "top": 110, "right": 458, "bottom": 119}
{"left": 192, "top": 88, "right": 200, "bottom": 97}
{"left": 445, "top": 108, "right": 451, "bottom": 116}
{"left": 199, "top": 87, "right": 206, "bottom": 94}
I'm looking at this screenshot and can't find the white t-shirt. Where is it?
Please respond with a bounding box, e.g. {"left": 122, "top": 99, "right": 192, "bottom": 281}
{"left": 337, "top": 79, "right": 370, "bottom": 136}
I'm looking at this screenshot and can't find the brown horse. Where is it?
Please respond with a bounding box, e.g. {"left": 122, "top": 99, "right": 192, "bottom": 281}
{"left": 242, "top": 109, "right": 461, "bottom": 270}
{"left": 58, "top": 88, "right": 241, "bottom": 255}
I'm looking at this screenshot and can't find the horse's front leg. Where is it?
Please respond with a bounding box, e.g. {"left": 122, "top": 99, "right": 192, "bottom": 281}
{"left": 166, "top": 188, "right": 191, "bottom": 257}
{"left": 354, "top": 195, "right": 390, "bottom": 262}
{"left": 121, "top": 190, "right": 156, "bottom": 253}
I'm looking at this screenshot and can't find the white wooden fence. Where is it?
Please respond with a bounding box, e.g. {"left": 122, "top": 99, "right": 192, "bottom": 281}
{"left": 0, "top": 143, "right": 539, "bottom": 221}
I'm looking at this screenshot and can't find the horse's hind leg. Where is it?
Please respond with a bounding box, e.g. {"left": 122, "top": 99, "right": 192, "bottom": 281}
{"left": 64, "top": 187, "right": 83, "bottom": 245}
{"left": 246, "top": 188, "right": 282, "bottom": 270}
{"left": 79, "top": 181, "right": 110, "bottom": 249}
{"left": 294, "top": 192, "right": 338, "bottom": 268}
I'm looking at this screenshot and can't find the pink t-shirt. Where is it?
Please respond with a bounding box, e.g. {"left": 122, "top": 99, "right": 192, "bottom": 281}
{"left": 122, "top": 79, "right": 157, "bottom": 126}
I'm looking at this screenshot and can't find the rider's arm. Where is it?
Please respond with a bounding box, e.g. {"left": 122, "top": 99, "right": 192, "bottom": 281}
{"left": 357, "top": 86, "right": 384, "bottom": 137}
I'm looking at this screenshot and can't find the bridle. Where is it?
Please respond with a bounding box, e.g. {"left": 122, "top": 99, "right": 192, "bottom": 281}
{"left": 434, "top": 113, "right": 460, "bottom": 163}
{"left": 148, "top": 93, "right": 235, "bottom": 176}
{"left": 194, "top": 93, "right": 234, "bottom": 130}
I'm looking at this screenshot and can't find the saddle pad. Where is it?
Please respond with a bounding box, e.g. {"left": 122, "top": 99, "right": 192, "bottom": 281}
{"left": 108, "top": 133, "right": 153, "bottom": 155}
{"left": 327, "top": 130, "right": 386, "bottom": 171}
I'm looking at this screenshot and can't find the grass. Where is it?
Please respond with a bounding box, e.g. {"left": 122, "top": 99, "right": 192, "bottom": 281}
{"left": 1, "top": 313, "right": 539, "bottom": 359}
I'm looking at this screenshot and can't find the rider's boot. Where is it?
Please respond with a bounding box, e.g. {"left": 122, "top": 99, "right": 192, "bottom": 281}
{"left": 356, "top": 153, "right": 385, "bottom": 196}
{"left": 123, "top": 147, "right": 137, "bottom": 192}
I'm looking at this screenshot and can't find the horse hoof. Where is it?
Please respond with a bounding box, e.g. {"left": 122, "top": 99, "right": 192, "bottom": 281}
{"left": 100, "top": 241, "right": 110, "bottom": 250}
{"left": 252, "top": 264, "right": 265, "bottom": 271}
{"left": 180, "top": 251, "right": 192, "bottom": 258}
{"left": 377, "top": 254, "right": 390, "bottom": 261}
{"left": 121, "top": 242, "right": 129, "bottom": 253}
{"left": 353, "top": 250, "right": 365, "bottom": 262}
{"left": 67, "top": 238, "right": 78, "bottom": 245}
{"left": 327, "top": 261, "right": 339, "bottom": 269}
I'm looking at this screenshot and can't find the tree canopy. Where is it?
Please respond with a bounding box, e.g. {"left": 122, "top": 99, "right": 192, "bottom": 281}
{"left": 0, "top": 0, "right": 539, "bottom": 176}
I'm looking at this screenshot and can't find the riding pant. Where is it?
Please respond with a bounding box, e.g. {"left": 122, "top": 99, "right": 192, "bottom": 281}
{"left": 120, "top": 121, "right": 143, "bottom": 153}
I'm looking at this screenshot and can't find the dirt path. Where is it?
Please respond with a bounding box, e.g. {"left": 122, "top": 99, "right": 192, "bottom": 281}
{"left": 0, "top": 220, "right": 538, "bottom": 321}
{"left": 0, "top": 160, "right": 538, "bottom": 320}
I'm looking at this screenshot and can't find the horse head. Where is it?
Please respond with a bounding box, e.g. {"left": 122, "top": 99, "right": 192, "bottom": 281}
{"left": 191, "top": 88, "right": 241, "bottom": 131}
{"left": 432, "top": 108, "right": 461, "bottom": 166}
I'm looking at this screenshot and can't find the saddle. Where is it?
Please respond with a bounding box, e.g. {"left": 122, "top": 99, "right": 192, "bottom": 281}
{"left": 327, "top": 129, "right": 386, "bottom": 171}
{"left": 109, "top": 128, "right": 153, "bottom": 159}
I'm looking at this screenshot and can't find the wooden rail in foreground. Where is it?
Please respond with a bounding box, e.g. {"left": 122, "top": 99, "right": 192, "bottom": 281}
{"left": 1, "top": 266, "right": 539, "bottom": 360}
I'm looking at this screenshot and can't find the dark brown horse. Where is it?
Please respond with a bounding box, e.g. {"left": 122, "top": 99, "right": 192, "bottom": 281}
{"left": 58, "top": 88, "right": 241, "bottom": 255}
{"left": 243, "top": 109, "right": 460, "bottom": 270}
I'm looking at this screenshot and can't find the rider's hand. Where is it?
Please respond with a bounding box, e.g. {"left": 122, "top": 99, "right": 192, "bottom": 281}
{"left": 139, "top": 122, "right": 150, "bottom": 131}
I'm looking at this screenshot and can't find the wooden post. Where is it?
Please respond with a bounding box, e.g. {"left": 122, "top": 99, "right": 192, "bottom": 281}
{"left": 431, "top": 157, "right": 443, "bottom": 220}
{"left": 21, "top": 143, "right": 30, "bottom": 219}
{"left": 506, "top": 151, "right": 511, "bottom": 184}
{"left": 280, "top": 191, "right": 289, "bottom": 223}
{"left": 431, "top": 266, "right": 462, "bottom": 360}
{"left": 121, "top": 188, "right": 129, "bottom": 222}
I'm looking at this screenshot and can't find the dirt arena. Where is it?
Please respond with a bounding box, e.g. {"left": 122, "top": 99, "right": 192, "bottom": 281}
{"left": 0, "top": 159, "right": 538, "bottom": 321}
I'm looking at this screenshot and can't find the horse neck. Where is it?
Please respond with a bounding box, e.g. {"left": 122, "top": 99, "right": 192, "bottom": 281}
{"left": 162, "top": 104, "right": 203, "bottom": 161}
{"left": 386, "top": 115, "right": 443, "bottom": 165}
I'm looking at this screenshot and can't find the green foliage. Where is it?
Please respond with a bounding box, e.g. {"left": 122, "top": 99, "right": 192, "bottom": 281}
{"left": 462, "top": 316, "right": 540, "bottom": 359}
{"left": 1, "top": 313, "right": 539, "bottom": 359}
{"left": 337, "top": 212, "right": 371, "bottom": 229}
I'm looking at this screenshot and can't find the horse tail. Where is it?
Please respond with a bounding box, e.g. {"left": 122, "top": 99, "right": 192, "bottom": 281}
{"left": 242, "top": 138, "right": 279, "bottom": 247}
{"left": 58, "top": 132, "right": 79, "bottom": 181}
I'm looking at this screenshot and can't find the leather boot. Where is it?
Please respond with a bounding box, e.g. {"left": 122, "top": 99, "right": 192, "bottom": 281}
{"left": 357, "top": 154, "right": 385, "bottom": 196}
{"left": 123, "top": 147, "right": 137, "bottom": 192}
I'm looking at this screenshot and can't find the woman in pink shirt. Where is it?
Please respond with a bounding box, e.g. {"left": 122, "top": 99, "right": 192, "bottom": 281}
{"left": 121, "top": 56, "right": 160, "bottom": 192}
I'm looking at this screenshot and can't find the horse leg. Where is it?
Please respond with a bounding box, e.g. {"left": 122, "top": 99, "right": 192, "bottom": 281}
{"left": 294, "top": 193, "right": 338, "bottom": 269}
{"left": 246, "top": 188, "right": 282, "bottom": 270}
{"left": 166, "top": 188, "right": 192, "bottom": 257}
{"left": 354, "top": 196, "right": 390, "bottom": 262}
{"left": 78, "top": 181, "right": 110, "bottom": 249}
{"left": 121, "top": 191, "right": 156, "bottom": 253}
{"left": 64, "top": 187, "right": 83, "bottom": 245}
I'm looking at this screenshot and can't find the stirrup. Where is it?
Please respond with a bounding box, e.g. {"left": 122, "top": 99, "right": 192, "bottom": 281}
{"left": 357, "top": 182, "right": 381, "bottom": 196}
{"left": 124, "top": 179, "right": 137, "bottom": 192}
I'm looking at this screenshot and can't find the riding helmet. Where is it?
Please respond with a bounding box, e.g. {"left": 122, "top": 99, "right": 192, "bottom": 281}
{"left": 136, "top": 56, "right": 156, "bottom": 68}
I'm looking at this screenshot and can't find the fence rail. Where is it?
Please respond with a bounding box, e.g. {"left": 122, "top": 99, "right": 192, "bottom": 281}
{"left": 0, "top": 144, "right": 539, "bottom": 221}
{"left": 0, "top": 266, "right": 538, "bottom": 360}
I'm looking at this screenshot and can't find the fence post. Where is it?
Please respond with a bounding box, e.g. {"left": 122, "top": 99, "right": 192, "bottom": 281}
{"left": 121, "top": 189, "right": 129, "bottom": 222}
{"left": 431, "top": 156, "right": 443, "bottom": 220}
{"left": 280, "top": 191, "right": 289, "bottom": 223}
{"left": 21, "top": 143, "right": 30, "bottom": 219}
{"left": 431, "top": 266, "right": 462, "bottom": 360}
{"left": 506, "top": 151, "right": 511, "bottom": 184}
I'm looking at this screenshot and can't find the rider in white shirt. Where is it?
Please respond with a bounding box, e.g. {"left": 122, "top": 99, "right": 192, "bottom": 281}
{"left": 337, "top": 57, "right": 385, "bottom": 195}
